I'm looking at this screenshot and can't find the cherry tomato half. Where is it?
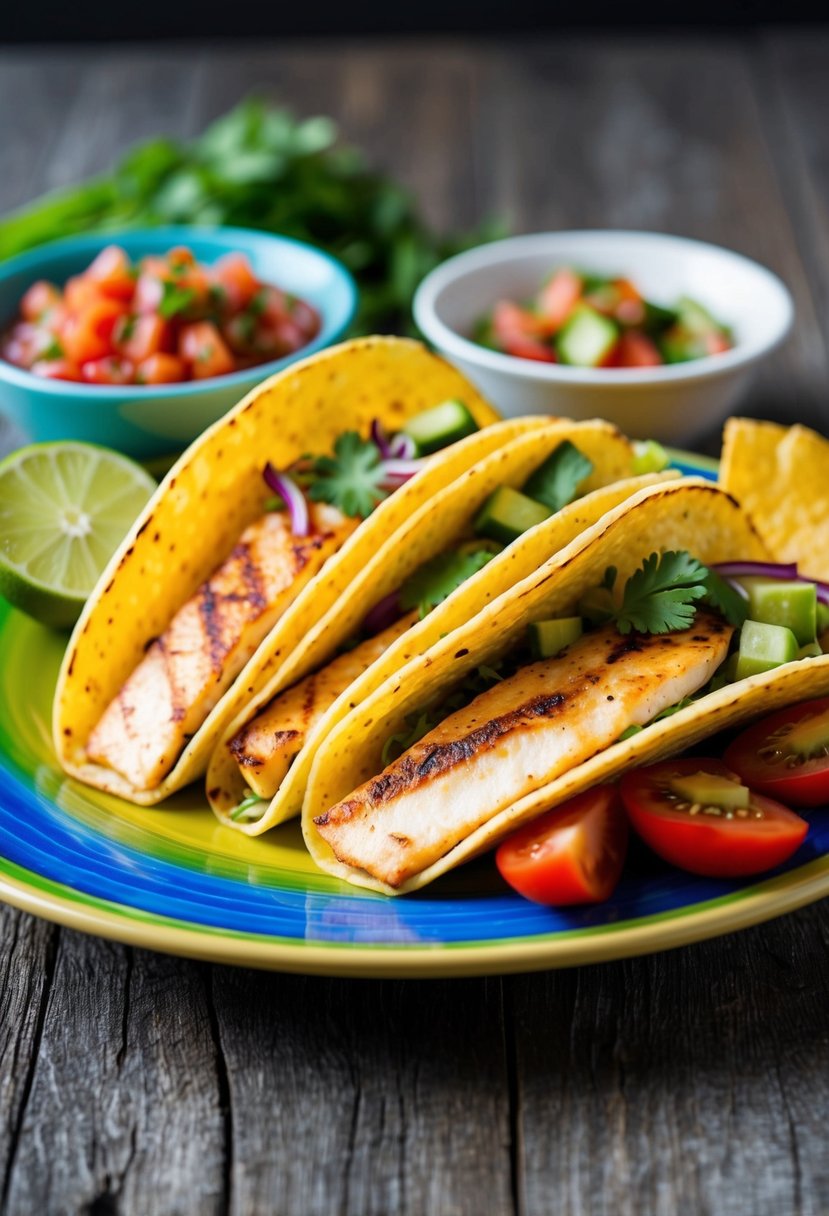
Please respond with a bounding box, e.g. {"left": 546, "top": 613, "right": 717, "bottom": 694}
{"left": 619, "top": 757, "right": 808, "bottom": 877}
{"left": 495, "top": 785, "right": 628, "bottom": 905}
{"left": 724, "top": 699, "right": 829, "bottom": 808}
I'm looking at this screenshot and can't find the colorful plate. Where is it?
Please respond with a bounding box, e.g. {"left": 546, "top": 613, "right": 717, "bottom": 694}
{"left": 2, "top": 451, "right": 829, "bottom": 977}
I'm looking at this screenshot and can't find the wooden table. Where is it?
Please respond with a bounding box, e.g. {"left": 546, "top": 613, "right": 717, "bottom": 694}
{"left": 2, "top": 34, "right": 829, "bottom": 1215}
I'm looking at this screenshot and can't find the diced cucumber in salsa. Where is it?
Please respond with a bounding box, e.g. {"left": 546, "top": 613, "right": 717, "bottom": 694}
{"left": 556, "top": 305, "right": 619, "bottom": 367}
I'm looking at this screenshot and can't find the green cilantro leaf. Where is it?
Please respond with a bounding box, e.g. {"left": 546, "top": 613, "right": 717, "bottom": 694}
{"left": 702, "top": 568, "right": 749, "bottom": 629}
{"left": 522, "top": 441, "right": 594, "bottom": 513}
{"left": 614, "top": 551, "right": 708, "bottom": 635}
{"left": 399, "top": 549, "right": 495, "bottom": 619}
{"left": 158, "top": 278, "right": 197, "bottom": 319}
{"left": 308, "top": 431, "right": 387, "bottom": 519}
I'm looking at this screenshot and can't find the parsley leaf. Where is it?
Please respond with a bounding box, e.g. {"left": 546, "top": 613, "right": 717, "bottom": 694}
{"left": 522, "top": 441, "right": 594, "bottom": 513}
{"left": 308, "top": 431, "right": 387, "bottom": 519}
{"left": 158, "top": 278, "right": 196, "bottom": 319}
{"left": 614, "top": 551, "right": 708, "bottom": 635}
{"left": 399, "top": 549, "right": 495, "bottom": 619}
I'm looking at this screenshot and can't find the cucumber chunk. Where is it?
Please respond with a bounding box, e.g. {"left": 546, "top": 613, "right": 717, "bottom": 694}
{"left": 631, "top": 439, "right": 670, "bottom": 475}
{"left": 670, "top": 771, "right": 750, "bottom": 810}
{"left": 798, "top": 641, "right": 823, "bottom": 659}
{"left": 474, "top": 486, "right": 551, "bottom": 545}
{"left": 528, "top": 616, "right": 583, "bottom": 659}
{"left": 735, "top": 619, "right": 799, "bottom": 680}
{"left": 522, "top": 440, "right": 593, "bottom": 512}
{"left": 403, "top": 399, "right": 479, "bottom": 456}
{"left": 740, "top": 578, "right": 817, "bottom": 646}
{"left": 556, "top": 305, "right": 619, "bottom": 367}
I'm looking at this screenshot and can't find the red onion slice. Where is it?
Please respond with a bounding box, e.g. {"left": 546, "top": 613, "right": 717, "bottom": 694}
{"left": 263, "top": 463, "right": 310, "bottom": 537}
{"left": 390, "top": 432, "right": 416, "bottom": 459}
{"left": 370, "top": 418, "right": 393, "bottom": 459}
{"left": 363, "top": 589, "right": 402, "bottom": 635}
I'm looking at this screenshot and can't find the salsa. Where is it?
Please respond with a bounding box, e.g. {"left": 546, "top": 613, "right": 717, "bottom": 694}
{"left": 473, "top": 267, "right": 734, "bottom": 368}
{"left": 1, "top": 244, "right": 321, "bottom": 385}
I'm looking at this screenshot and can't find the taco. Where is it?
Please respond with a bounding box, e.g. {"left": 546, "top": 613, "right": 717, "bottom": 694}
{"left": 53, "top": 336, "right": 511, "bottom": 805}
{"left": 303, "top": 478, "right": 829, "bottom": 895}
{"left": 206, "top": 417, "right": 672, "bottom": 831}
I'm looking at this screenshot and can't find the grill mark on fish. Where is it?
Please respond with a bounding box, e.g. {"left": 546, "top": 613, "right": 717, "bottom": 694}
{"left": 198, "top": 581, "right": 226, "bottom": 674}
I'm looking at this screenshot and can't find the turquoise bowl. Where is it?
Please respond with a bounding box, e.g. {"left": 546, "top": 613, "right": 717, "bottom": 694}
{"left": 0, "top": 226, "right": 357, "bottom": 459}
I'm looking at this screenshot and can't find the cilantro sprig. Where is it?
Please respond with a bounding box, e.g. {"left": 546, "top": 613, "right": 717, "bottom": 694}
{"left": 399, "top": 549, "right": 495, "bottom": 619}
{"left": 307, "top": 431, "right": 388, "bottom": 519}
{"left": 608, "top": 550, "right": 748, "bottom": 636}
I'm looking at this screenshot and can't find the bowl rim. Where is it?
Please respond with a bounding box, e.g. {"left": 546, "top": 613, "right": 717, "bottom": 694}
{"left": 413, "top": 229, "right": 794, "bottom": 387}
{"left": 0, "top": 224, "right": 358, "bottom": 401}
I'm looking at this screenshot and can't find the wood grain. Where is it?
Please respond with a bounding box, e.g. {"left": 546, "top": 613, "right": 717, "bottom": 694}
{"left": 2, "top": 34, "right": 829, "bottom": 1216}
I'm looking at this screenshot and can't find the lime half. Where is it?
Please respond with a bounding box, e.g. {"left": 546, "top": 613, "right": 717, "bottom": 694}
{"left": 0, "top": 442, "right": 156, "bottom": 629}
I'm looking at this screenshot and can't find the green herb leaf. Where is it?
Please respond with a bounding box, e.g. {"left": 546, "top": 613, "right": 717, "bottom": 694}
{"left": 399, "top": 549, "right": 495, "bottom": 619}
{"left": 158, "top": 278, "right": 196, "bottom": 319}
{"left": 522, "top": 441, "right": 594, "bottom": 513}
{"left": 308, "top": 431, "right": 387, "bottom": 519}
{"left": 614, "top": 551, "right": 708, "bottom": 635}
{"left": 702, "top": 569, "right": 749, "bottom": 629}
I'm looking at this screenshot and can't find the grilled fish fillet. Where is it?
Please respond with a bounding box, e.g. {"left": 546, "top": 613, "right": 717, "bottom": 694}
{"left": 86, "top": 504, "right": 356, "bottom": 790}
{"left": 314, "top": 611, "right": 732, "bottom": 887}
{"left": 229, "top": 611, "right": 419, "bottom": 799}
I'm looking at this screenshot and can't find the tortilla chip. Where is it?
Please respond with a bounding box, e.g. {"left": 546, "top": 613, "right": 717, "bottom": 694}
{"left": 720, "top": 417, "right": 829, "bottom": 580}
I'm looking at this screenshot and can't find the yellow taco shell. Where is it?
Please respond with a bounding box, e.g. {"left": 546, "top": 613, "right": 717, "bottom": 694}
{"left": 53, "top": 336, "right": 508, "bottom": 804}
{"left": 207, "top": 418, "right": 674, "bottom": 832}
{"left": 300, "top": 478, "right": 822, "bottom": 895}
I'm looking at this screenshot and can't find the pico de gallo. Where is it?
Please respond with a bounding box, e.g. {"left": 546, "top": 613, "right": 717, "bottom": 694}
{"left": 1, "top": 245, "right": 321, "bottom": 385}
{"left": 473, "top": 267, "right": 734, "bottom": 368}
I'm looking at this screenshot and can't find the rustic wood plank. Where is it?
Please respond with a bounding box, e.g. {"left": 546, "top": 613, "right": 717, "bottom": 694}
{"left": 0, "top": 909, "right": 58, "bottom": 1206}
{"left": 210, "top": 969, "right": 514, "bottom": 1216}
{"left": 3, "top": 933, "right": 225, "bottom": 1216}
{"left": 472, "top": 37, "right": 829, "bottom": 445}
{"left": 758, "top": 33, "right": 829, "bottom": 371}
{"left": 510, "top": 901, "right": 829, "bottom": 1216}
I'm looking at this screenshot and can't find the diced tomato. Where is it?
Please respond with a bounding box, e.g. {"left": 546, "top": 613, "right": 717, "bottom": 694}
{"left": 611, "top": 278, "right": 645, "bottom": 327}
{"left": 81, "top": 356, "right": 135, "bottom": 385}
{"left": 166, "top": 246, "right": 196, "bottom": 270}
{"left": 64, "top": 275, "right": 106, "bottom": 313}
{"left": 619, "top": 757, "right": 808, "bottom": 877}
{"left": 213, "top": 253, "right": 260, "bottom": 310}
{"left": 114, "top": 314, "right": 171, "bottom": 363}
{"left": 704, "top": 332, "right": 731, "bottom": 356}
{"left": 136, "top": 353, "right": 189, "bottom": 384}
{"left": 254, "top": 319, "right": 308, "bottom": 358}
{"left": 179, "top": 321, "right": 235, "bottom": 379}
{"left": 492, "top": 301, "right": 555, "bottom": 362}
{"left": 20, "top": 281, "right": 61, "bottom": 322}
{"left": 724, "top": 699, "right": 829, "bottom": 808}
{"left": 61, "top": 298, "right": 126, "bottom": 364}
{"left": 536, "top": 269, "right": 582, "bottom": 333}
{"left": 288, "top": 297, "right": 321, "bottom": 340}
{"left": 616, "top": 331, "right": 663, "bottom": 367}
{"left": 85, "top": 245, "right": 134, "bottom": 300}
{"left": 30, "top": 358, "right": 83, "bottom": 381}
{"left": 496, "top": 786, "right": 629, "bottom": 905}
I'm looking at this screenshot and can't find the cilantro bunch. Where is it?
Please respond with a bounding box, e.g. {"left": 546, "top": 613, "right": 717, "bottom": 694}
{"left": 0, "top": 99, "right": 502, "bottom": 335}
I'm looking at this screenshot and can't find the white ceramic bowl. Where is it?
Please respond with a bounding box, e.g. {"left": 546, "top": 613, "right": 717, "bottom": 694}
{"left": 413, "top": 231, "right": 794, "bottom": 443}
